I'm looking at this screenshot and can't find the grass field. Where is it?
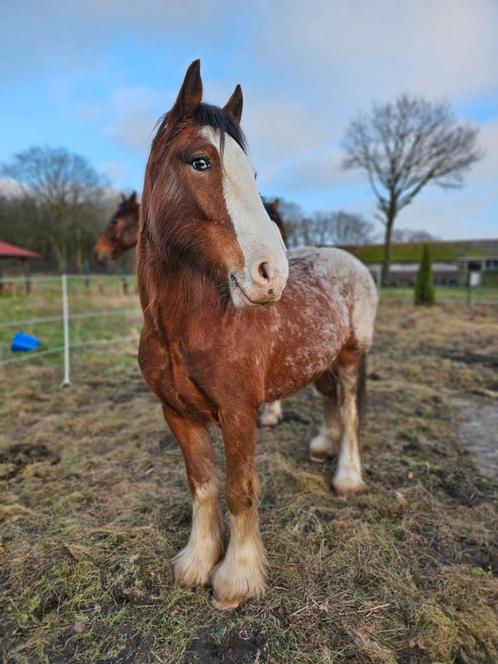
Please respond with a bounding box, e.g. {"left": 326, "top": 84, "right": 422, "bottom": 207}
{"left": 0, "top": 276, "right": 141, "bottom": 366}
{"left": 1, "top": 294, "right": 497, "bottom": 663}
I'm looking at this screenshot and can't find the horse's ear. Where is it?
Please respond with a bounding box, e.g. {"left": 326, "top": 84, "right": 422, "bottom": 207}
{"left": 271, "top": 198, "right": 280, "bottom": 211}
{"left": 121, "top": 193, "right": 127, "bottom": 203}
{"left": 129, "top": 191, "right": 137, "bottom": 205}
{"left": 223, "top": 84, "right": 243, "bottom": 123}
{"left": 171, "top": 59, "right": 203, "bottom": 120}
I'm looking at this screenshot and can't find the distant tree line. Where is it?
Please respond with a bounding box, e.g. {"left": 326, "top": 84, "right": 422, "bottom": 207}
{"left": 273, "top": 201, "right": 376, "bottom": 247}
{"left": 0, "top": 147, "right": 134, "bottom": 274}
{"left": 0, "top": 146, "right": 379, "bottom": 274}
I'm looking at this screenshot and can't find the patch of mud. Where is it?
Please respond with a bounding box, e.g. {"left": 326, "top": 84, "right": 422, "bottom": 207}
{"left": 184, "top": 627, "right": 267, "bottom": 664}
{"left": 45, "top": 625, "right": 155, "bottom": 664}
{"left": 435, "top": 348, "right": 498, "bottom": 370}
{"left": 451, "top": 398, "right": 498, "bottom": 479}
{"left": 0, "top": 443, "right": 60, "bottom": 479}
{"left": 111, "top": 383, "right": 149, "bottom": 404}
{"left": 103, "top": 555, "right": 152, "bottom": 604}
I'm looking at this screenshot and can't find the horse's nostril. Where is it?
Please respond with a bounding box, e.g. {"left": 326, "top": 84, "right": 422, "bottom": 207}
{"left": 258, "top": 261, "right": 271, "bottom": 282}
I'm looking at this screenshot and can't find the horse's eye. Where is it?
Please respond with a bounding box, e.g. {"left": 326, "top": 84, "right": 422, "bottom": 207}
{"left": 191, "top": 157, "right": 212, "bottom": 172}
{"left": 111, "top": 219, "right": 118, "bottom": 226}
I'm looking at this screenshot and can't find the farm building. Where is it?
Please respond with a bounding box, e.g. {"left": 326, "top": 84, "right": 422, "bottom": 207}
{"left": 342, "top": 239, "right": 498, "bottom": 287}
{"left": 0, "top": 240, "right": 40, "bottom": 293}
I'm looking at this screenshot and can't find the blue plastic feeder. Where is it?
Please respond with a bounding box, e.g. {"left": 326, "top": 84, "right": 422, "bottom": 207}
{"left": 11, "top": 332, "right": 41, "bottom": 352}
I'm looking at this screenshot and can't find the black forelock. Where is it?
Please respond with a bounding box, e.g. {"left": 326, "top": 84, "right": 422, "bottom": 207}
{"left": 194, "top": 103, "right": 246, "bottom": 153}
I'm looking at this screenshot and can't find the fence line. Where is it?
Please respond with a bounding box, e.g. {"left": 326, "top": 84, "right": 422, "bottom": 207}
{"left": 0, "top": 274, "right": 136, "bottom": 284}
{"left": 0, "top": 308, "right": 142, "bottom": 330}
{"left": 0, "top": 335, "right": 140, "bottom": 367}
{"left": 0, "top": 274, "right": 142, "bottom": 382}
{"left": 62, "top": 274, "right": 70, "bottom": 386}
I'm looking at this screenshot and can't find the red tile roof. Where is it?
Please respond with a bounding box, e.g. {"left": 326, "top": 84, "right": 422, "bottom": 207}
{"left": 0, "top": 241, "right": 40, "bottom": 259}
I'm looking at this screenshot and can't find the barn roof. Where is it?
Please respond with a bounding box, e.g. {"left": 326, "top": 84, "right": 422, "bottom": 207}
{"left": 0, "top": 241, "right": 40, "bottom": 259}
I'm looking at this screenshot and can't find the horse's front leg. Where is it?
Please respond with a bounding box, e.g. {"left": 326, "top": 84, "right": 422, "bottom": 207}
{"left": 212, "top": 410, "right": 267, "bottom": 609}
{"left": 162, "top": 406, "right": 224, "bottom": 590}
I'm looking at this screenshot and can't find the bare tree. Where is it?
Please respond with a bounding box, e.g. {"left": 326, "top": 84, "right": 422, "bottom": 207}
{"left": 2, "top": 146, "right": 108, "bottom": 271}
{"left": 269, "top": 197, "right": 374, "bottom": 248}
{"left": 268, "top": 198, "right": 305, "bottom": 247}
{"left": 342, "top": 95, "right": 481, "bottom": 285}
{"left": 313, "top": 211, "right": 374, "bottom": 246}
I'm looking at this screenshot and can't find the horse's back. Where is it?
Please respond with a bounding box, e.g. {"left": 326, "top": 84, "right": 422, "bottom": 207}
{"left": 287, "top": 246, "right": 378, "bottom": 347}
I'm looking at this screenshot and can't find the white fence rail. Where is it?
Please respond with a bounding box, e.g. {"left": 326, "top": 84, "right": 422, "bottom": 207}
{"left": 0, "top": 274, "right": 142, "bottom": 383}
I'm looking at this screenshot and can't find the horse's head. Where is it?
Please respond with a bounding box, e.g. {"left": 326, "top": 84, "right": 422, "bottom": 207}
{"left": 141, "top": 60, "right": 288, "bottom": 308}
{"left": 94, "top": 192, "right": 139, "bottom": 264}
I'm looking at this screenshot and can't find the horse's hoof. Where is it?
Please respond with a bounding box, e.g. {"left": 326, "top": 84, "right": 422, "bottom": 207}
{"left": 259, "top": 402, "right": 283, "bottom": 427}
{"left": 259, "top": 414, "right": 281, "bottom": 427}
{"left": 212, "top": 597, "right": 241, "bottom": 611}
{"left": 172, "top": 546, "right": 221, "bottom": 590}
{"left": 332, "top": 476, "right": 367, "bottom": 498}
{"left": 211, "top": 555, "right": 266, "bottom": 611}
{"left": 309, "top": 453, "right": 327, "bottom": 464}
{"left": 308, "top": 432, "right": 339, "bottom": 463}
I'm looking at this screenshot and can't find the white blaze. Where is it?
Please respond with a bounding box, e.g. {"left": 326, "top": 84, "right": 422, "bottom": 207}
{"left": 200, "top": 127, "right": 288, "bottom": 301}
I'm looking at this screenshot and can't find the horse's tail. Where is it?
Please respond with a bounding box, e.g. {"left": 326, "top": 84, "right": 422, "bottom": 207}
{"left": 357, "top": 353, "right": 367, "bottom": 431}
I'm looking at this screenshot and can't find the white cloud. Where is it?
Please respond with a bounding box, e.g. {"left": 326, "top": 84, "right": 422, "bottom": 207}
{"left": 0, "top": 178, "right": 24, "bottom": 198}
{"left": 253, "top": 0, "right": 498, "bottom": 103}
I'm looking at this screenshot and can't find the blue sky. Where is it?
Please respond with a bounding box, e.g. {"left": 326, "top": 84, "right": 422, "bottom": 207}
{"left": 1, "top": 0, "right": 497, "bottom": 239}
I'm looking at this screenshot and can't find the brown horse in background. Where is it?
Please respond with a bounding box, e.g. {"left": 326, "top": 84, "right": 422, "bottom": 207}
{"left": 137, "top": 60, "right": 378, "bottom": 609}
{"left": 94, "top": 193, "right": 287, "bottom": 264}
{"left": 94, "top": 192, "right": 140, "bottom": 264}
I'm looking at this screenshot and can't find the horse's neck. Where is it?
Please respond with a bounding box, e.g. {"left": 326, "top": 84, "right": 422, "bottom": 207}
{"left": 142, "top": 257, "right": 223, "bottom": 342}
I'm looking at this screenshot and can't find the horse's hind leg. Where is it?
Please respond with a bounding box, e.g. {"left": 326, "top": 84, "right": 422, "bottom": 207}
{"left": 259, "top": 400, "right": 283, "bottom": 426}
{"left": 162, "top": 406, "right": 224, "bottom": 590}
{"left": 332, "top": 352, "right": 367, "bottom": 497}
{"left": 309, "top": 366, "right": 342, "bottom": 462}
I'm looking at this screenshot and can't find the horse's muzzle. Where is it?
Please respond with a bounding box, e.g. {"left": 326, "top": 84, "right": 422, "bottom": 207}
{"left": 229, "top": 268, "right": 287, "bottom": 308}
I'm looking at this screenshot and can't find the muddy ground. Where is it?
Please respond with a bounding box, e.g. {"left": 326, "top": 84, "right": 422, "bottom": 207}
{"left": 1, "top": 301, "right": 497, "bottom": 663}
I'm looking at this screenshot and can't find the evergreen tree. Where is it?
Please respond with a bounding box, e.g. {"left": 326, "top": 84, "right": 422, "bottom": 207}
{"left": 414, "top": 243, "right": 435, "bottom": 305}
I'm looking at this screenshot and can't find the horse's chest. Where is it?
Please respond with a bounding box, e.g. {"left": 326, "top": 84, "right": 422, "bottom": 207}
{"left": 155, "top": 339, "right": 217, "bottom": 421}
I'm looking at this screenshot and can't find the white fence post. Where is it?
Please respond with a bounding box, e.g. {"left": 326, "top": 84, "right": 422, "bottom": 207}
{"left": 61, "top": 274, "right": 71, "bottom": 387}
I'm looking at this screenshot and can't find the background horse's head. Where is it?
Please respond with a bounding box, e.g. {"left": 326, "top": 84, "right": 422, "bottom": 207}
{"left": 141, "top": 60, "right": 288, "bottom": 308}
{"left": 94, "top": 192, "right": 139, "bottom": 264}
{"left": 263, "top": 198, "right": 288, "bottom": 246}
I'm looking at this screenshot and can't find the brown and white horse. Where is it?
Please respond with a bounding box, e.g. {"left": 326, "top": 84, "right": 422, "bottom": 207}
{"left": 137, "top": 60, "right": 378, "bottom": 609}
{"left": 93, "top": 189, "right": 288, "bottom": 428}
